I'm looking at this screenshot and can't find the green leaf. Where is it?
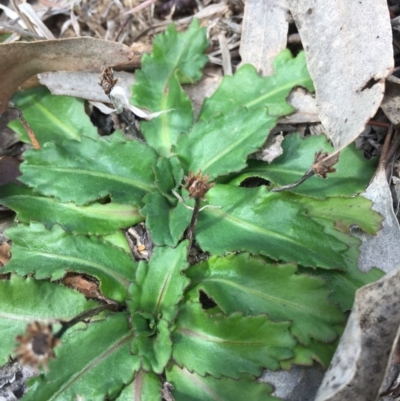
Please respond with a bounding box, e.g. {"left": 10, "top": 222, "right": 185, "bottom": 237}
{"left": 196, "top": 185, "right": 349, "bottom": 269}
{"left": 102, "top": 230, "right": 131, "bottom": 253}
{"left": 115, "top": 370, "right": 162, "bottom": 401}
{"left": 23, "top": 313, "right": 139, "bottom": 401}
{"left": 9, "top": 86, "right": 97, "bottom": 143}
{"left": 0, "top": 184, "right": 144, "bottom": 235}
{"left": 141, "top": 191, "right": 192, "bottom": 246}
{"left": 172, "top": 302, "right": 295, "bottom": 379}
{"left": 19, "top": 132, "right": 157, "bottom": 206}
{"left": 128, "top": 242, "right": 189, "bottom": 322}
{"left": 230, "top": 134, "right": 376, "bottom": 198}
{"left": 166, "top": 365, "right": 281, "bottom": 401}
{"left": 298, "top": 194, "right": 382, "bottom": 235}
{"left": 131, "top": 316, "right": 173, "bottom": 374}
{"left": 132, "top": 19, "right": 208, "bottom": 156}
{"left": 140, "top": 157, "right": 192, "bottom": 246}
{"left": 4, "top": 223, "right": 136, "bottom": 302}
{"left": 176, "top": 108, "right": 276, "bottom": 179}
{"left": 0, "top": 275, "right": 97, "bottom": 366}
{"left": 199, "top": 50, "right": 313, "bottom": 120}
{"left": 310, "top": 265, "right": 384, "bottom": 312}
{"left": 187, "top": 254, "right": 344, "bottom": 345}
{"left": 280, "top": 338, "right": 339, "bottom": 369}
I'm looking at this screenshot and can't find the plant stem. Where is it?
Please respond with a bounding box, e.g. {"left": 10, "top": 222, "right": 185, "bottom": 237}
{"left": 186, "top": 197, "right": 200, "bottom": 252}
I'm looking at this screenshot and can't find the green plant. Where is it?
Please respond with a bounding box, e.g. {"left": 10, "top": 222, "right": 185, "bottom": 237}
{"left": 0, "top": 20, "right": 384, "bottom": 400}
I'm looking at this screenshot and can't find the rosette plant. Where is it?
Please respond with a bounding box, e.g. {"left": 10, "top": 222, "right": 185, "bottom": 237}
{"left": 0, "top": 20, "right": 383, "bottom": 401}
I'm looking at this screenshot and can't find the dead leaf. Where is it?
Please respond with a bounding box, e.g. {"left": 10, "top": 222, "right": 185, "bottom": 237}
{"left": 39, "top": 70, "right": 136, "bottom": 103}
{"left": 287, "top": 0, "right": 393, "bottom": 151}
{"left": 357, "top": 166, "right": 400, "bottom": 274}
{"left": 315, "top": 268, "right": 400, "bottom": 401}
{"left": 279, "top": 88, "right": 319, "bottom": 124}
{"left": 256, "top": 132, "right": 284, "bottom": 163}
{"left": 0, "top": 37, "right": 139, "bottom": 116}
{"left": 381, "top": 76, "right": 400, "bottom": 127}
{"left": 0, "top": 242, "right": 11, "bottom": 266}
{"left": 0, "top": 157, "right": 21, "bottom": 186}
{"left": 261, "top": 365, "right": 325, "bottom": 401}
{"left": 62, "top": 273, "right": 102, "bottom": 299}
{"left": 240, "top": 0, "right": 289, "bottom": 76}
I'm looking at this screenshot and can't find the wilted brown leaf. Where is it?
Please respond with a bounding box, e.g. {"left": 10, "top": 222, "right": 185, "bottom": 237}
{"left": 0, "top": 37, "right": 140, "bottom": 116}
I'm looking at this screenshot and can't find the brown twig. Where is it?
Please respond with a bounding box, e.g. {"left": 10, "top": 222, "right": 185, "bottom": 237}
{"left": 54, "top": 304, "right": 120, "bottom": 339}
{"left": 270, "top": 168, "right": 315, "bottom": 192}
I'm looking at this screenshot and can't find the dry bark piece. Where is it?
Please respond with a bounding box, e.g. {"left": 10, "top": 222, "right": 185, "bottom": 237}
{"left": 240, "top": 0, "right": 289, "bottom": 76}
{"left": 287, "top": 0, "right": 393, "bottom": 151}
{"left": 315, "top": 268, "right": 400, "bottom": 401}
{"left": 0, "top": 37, "right": 138, "bottom": 116}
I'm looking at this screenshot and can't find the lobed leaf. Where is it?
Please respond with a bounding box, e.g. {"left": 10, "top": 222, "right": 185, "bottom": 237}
{"left": 128, "top": 241, "right": 189, "bottom": 322}
{"left": 309, "top": 265, "right": 384, "bottom": 312}
{"left": 196, "top": 185, "right": 349, "bottom": 269}
{"left": 166, "top": 365, "right": 281, "bottom": 401}
{"left": 230, "top": 134, "right": 376, "bottom": 198}
{"left": 187, "top": 254, "right": 344, "bottom": 345}
{"left": 19, "top": 132, "right": 157, "bottom": 206}
{"left": 23, "top": 313, "right": 139, "bottom": 401}
{"left": 115, "top": 370, "right": 162, "bottom": 401}
{"left": 131, "top": 19, "right": 208, "bottom": 156}
{"left": 9, "top": 86, "right": 97, "bottom": 144}
{"left": 4, "top": 223, "right": 136, "bottom": 302}
{"left": 297, "top": 194, "right": 382, "bottom": 235}
{"left": 0, "top": 184, "right": 144, "bottom": 235}
{"left": 175, "top": 108, "right": 276, "bottom": 179}
{"left": 280, "top": 339, "right": 339, "bottom": 370}
{"left": 199, "top": 50, "right": 314, "bottom": 120}
{"left": 0, "top": 275, "right": 97, "bottom": 366}
{"left": 172, "top": 302, "right": 295, "bottom": 379}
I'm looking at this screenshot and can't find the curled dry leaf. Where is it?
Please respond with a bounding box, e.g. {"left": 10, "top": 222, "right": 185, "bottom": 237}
{"left": 0, "top": 37, "right": 138, "bottom": 116}
{"left": 287, "top": 0, "right": 393, "bottom": 151}
{"left": 315, "top": 268, "right": 400, "bottom": 401}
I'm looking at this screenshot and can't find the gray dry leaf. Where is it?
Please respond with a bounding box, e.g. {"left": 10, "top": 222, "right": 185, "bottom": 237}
{"left": 381, "top": 76, "right": 400, "bottom": 127}
{"left": 39, "top": 71, "right": 136, "bottom": 103}
{"left": 256, "top": 132, "right": 284, "bottom": 163}
{"left": 0, "top": 37, "right": 140, "bottom": 116}
{"left": 315, "top": 268, "right": 400, "bottom": 401}
{"left": 287, "top": 0, "right": 393, "bottom": 151}
{"left": 261, "top": 365, "right": 325, "bottom": 401}
{"left": 279, "top": 88, "right": 319, "bottom": 124}
{"left": 239, "top": 0, "right": 289, "bottom": 76}
{"left": 357, "top": 166, "right": 400, "bottom": 274}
